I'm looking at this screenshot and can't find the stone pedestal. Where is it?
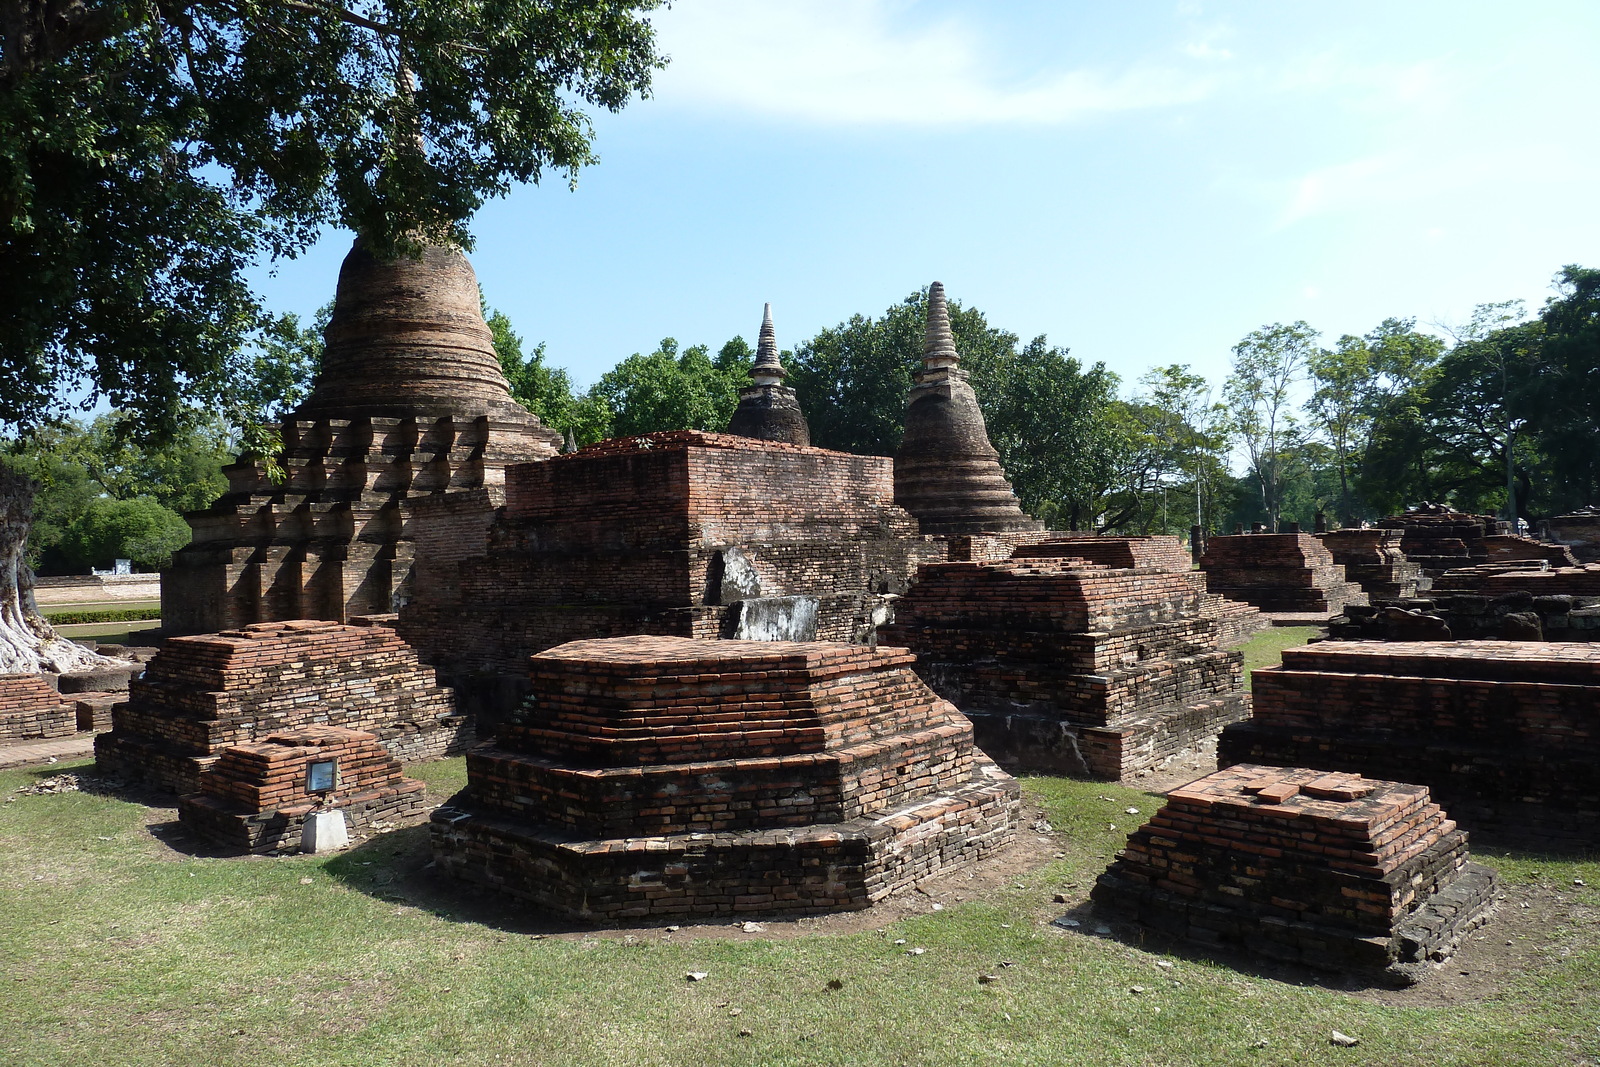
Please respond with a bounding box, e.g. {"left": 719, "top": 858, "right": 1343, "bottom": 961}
{"left": 429, "top": 636, "right": 1019, "bottom": 919}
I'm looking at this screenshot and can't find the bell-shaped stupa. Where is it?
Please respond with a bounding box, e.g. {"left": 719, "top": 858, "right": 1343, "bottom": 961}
{"left": 162, "top": 238, "right": 562, "bottom": 635}
{"left": 894, "top": 282, "right": 1041, "bottom": 537}
{"left": 726, "top": 303, "right": 810, "bottom": 446}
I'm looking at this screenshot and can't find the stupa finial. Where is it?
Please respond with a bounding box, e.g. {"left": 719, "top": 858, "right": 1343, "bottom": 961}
{"left": 752, "top": 302, "right": 783, "bottom": 380}
{"left": 922, "top": 281, "right": 960, "bottom": 375}
{"left": 726, "top": 302, "right": 810, "bottom": 446}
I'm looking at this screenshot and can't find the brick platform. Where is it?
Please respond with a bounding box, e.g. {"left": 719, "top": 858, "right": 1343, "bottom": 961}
{"left": 162, "top": 240, "right": 560, "bottom": 635}
{"left": 1378, "top": 509, "right": 1507, "bottom": 578}
{"left": 1549, "top": 508, "right": 1600, "bottom": 563}
{"left": 429, "top": 636, "right": 1019, "bottom": 919}
{"left": 397, "top": 431, "right": 945, "bottom": 717}
{"left": 879, "top": 558, "right": 1249, "bottom": 780}
{"left": 1199, "top": 533, "right": 1366, "bottom": 614}
{"left": 178, "top": 725, "right": 430, "bottom": 853}
{"left": 1331, "top": 562, "right": 1600, "bottom": 642}
{"left": 0, "top": 674, "right": 74, "bottom": 742}
{"left": 1091, "top": 764, "right": 1497, "bottom": 983}
{"left": 95, "top": 619, "right": 467, "bottom": 794}
{"left": 1219, "top": 641, "right": 1600, "bottom": 845}
{"left": 1318, "top": 529, "right": 1423, "bottom": 599}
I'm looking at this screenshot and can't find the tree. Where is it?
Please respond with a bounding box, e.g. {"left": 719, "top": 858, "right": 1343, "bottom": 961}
{"left": 1131, "top": 365, "right": 1229, "bottom": 534}
{"left": 1529, "top": 266, "right": 1600, "bottom": 512}
{"left": 1224, "top": 322, "right": 1317, "bottom": 532}
{"left": 588, "top": 338, "right": 749, "bottom": 438}
{"left": 0, "top": 466, "right": 108, "bottom": 672}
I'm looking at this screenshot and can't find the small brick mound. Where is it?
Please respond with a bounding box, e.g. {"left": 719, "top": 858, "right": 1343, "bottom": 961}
{"left": 1198, "top": 533, "right": 1366, "bottom": 614}
{"left": 0, "top": 674, "right": 75, "bottom": 742}
{"left": 879, "top": 557, "right": 1249, "bottom": 780}
{"left": 1319, "top": 529, "right": 1424, "bottom": 599}
{"left": 178, "top": 725, "right": 429, "bottom": 853}
{"left": 1379, "top": 509, "right": 1506, "bottom": 578}
{"left": 1220, "top": 640, "right": 1600, "bottom": 845}
{"left": 95, "top": 619, "right": 467, "bottom": 794}
{"left": 1091, "top": 764, "right": 1497, "bottom": 983}
{"left": 430, "top": 636, "right": 1019, "bottom": 919}
{"left": 1549, "top": 508, "right": 1600, "bottom": 563}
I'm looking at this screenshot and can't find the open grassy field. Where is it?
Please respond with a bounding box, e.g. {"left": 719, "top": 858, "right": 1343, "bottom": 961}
{"left": 2, "top": 753, "right": 1595, "bottom": 1067}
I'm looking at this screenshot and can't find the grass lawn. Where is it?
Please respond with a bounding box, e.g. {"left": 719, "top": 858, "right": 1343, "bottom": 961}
{"left": 1, "top": 755, "right": 1595, "bottom": 1067}
{"left": 1240, "top": 626, "right": 1322, "bottom": 690}
{"left": 55, "top": 619, "right": 163, "bottom": 642}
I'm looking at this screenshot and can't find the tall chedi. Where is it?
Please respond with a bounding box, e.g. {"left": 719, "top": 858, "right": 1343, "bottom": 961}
{"left": 162, "top": 239, "right": 562, "bottom": 635}
{"left": 894, "top": 282, "right": 1042, "bottom": 536}
{"left": 726, "top": 304, "right": 810, "bottom": 446}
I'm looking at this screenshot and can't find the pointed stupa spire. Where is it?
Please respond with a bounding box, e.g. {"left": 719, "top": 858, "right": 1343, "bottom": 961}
{"left": 562, "top": 427, "right": 578, "bottom": 454}
{"left": 726, "top": 302, "right": 810, "bottom": 446}
{"left": 894, "top": 281, "right": 1042, "bottom": 537}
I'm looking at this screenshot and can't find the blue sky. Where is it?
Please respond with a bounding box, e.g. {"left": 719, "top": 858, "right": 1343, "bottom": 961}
{"left": 250, "top": 0, "right": 1600, "bottom": 396}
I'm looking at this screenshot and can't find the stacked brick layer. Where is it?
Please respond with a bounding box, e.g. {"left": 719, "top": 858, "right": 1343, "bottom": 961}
{"left": 1330, "top": 562, "right": 1600, "bottom": 643}
{"left": 1318, "top": 529, "right": 1423, "bottom": 599}
{"left": 1378, "top": 510, "right": 1506, "bottom": 578}
{"left": 0, "top": 674, "right": 75, "bottom": 742}
{"left": 879, "top": 559, "right": 1249, "bottom": 780}
{"left": 430, "top": 636, "right": 1020, "bottom": 919}
{"left": 1092, "top": 765, "right": 1497, "bottom": 982}
{"left": 1549, "top": 510, "right": 1600, "bottom": 563}
{"left": 1220, "top": 641, "right": 1600, "bottom": 844}
{"left": 1198, "top": 533, "right": 1366, "bottom": 614}
{"left": 178, "top": 725, "right": 430, "bottom": 853}
{"left": 96, "top": 620, "right": 467, "bottom": 794}
{"left": 398, "top": 432, "right": 945, "bottom": 697}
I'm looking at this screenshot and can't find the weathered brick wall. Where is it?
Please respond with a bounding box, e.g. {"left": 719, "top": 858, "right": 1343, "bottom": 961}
{"left": 1198, "top": 533, "right": 1365, "bottom": 613}
{"left": 0, "top": 674, "right": 75, "bottom": 742}
{"left": 178, "top": 724, "right": 430, "bottom": 853}
{"left": 96, "top": 620, "right": 468, "bottom": 794}
{"left": 1318, "top": 529, "right": 1423, "bottom": 599}
{"left": 430, "top": 635, "right": 1019, "bottom": 918}
{"left": 880, "top": 559, "right": 1249, "bottom": 780}
{"left": 1220, "top": 641, "right": 1600, "bottom": 844}
{"left": 1378, "top": 510, "right": 1507, "bottom": 577}
{"left": 1092, "top": 764, "right": 1497, "bottom": 981}
{"left": 397, "top": 432, "right": 945, "bottom": 700}
{"left": 1331, "top": 562, "right": 1600, "bottom": 642}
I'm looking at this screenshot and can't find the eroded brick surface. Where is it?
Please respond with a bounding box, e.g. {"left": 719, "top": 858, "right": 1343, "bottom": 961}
{"left": 430, "top": 636, "right": 1020, "bottom": 919}
{"left": 0, "top": 674, "right": 74, "bottom": 742}
{"left": 95, "top": 620, "right": 467, "bottom": 794}
{"left": 1092, "top": 764, "right": 1497, "bottom": 982}
{"left": 1199, "top": 533, "right": 1365, "bottom": 614}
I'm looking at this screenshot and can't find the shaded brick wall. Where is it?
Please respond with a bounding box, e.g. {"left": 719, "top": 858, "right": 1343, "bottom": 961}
{"left": 0, "top": 674, "right": 75, "bottom": 742}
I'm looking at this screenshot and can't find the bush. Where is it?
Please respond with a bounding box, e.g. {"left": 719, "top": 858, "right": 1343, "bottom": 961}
{"left": 43, "top": 606, "right": 163, "bottom": 625}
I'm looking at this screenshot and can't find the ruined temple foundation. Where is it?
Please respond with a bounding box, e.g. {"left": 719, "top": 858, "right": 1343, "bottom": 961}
{"left": 1318, "top": 529, "right": 1424, "bottom": 599}
{"left": 1378, "top": 509, "right": 1507, "bottom": 578}
{"left": 1198, "top": 533, "right": 1366, "bottom": 615}
{"left": 397, "top": 431, "right": 945, "bottom": 718}
{"left": 95, "top": 619, "right": 467, "bottom": 794}
{"left": 1549, "top": 508, "right": 1600, "bottom": 564}
{"left": 0, "top": 674, "right": 75, "bottom": 742}
{"left": 430, "top": 636, "right": 1019, "bottom": 919}
{"left": 1091, "top": 764, "right": 1497, "bottom": 983}
{"left": 1330, "top": 561, "right": 1600, "bottom": 642}
{"left": 177, "top": 725, "right": 430, "bottom": 853}
{"left": 1219, "top": 641, "right": 1600, "bottom": 846}
{"left": 879, "top": 557, "right": 1249, "bottom": 781}
{"left": 162, "top": 240, "right": 561, "bottom": 635}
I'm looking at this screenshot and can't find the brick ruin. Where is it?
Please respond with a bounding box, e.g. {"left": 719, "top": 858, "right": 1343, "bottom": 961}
{"left": 1318, "top": 528, "right": 1424, "bottom": 599}
{"left": 1091, "top": 764, "right": 1497, "bottom": 983}
{"left": 397, "top": 431, "right": 945, "bottom": 716}
{"left": 878, "top": 556, "right": 1249, "bottom": 781}
{"left": 1548, "top": 507, "right": 1600, "bottom": 563}
{"left": 894, "top": 282, "right": 1042, "bottom": 538}
{"left": 725, "top": 304, "right": 810, "bottom": 446}
{"left": 1012, "top": 535, "right": 1269, "bottom": 647}
{"left": 1198, "top": 533, "right": 1365, "bottom": 615}
{"left": 1330, "top": 561, "right": 1600, "bottom": 642}
{"left": 430, "top": 636, "right": 1019, "bottom": 919}
{"left": 0, "top": 674, "right": 75, "bottom": 741}
{"left": 1378, "top": 508, "right": 1506, "bottom": 578}
{"left": 1219, "top": 641, "right": 1600, "bottom": 845}
{"left": 162, "top": 240, "right": 561, "bottom": 635}
{"left": 95, "top": 619, "right": 466, "bottom": 794}
{"left": 178, "top": 725, "right": 429, "bottom": 853}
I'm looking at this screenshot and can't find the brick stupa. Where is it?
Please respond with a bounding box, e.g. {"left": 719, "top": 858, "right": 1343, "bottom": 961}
{"left": 1198, "top": 532, "right": 1365, "bottom": 614}
{"left": 894, "top": 282, "right": 1042, "bottom": 537}
{"left": 397, "top": 431, "right": 945, "bottom": 716}
{"left": 162, "top": 240, "right": 561, "bottom": 634}
{"left": 95, "top": 619, "right": 466, "bottom": 794}
{"left": 430, "top": 636, "right": 1019, "bottom": 919}
{"left": 726, "top": 304, "right": 810, "bottom": 446}
{"left": 178, "top": 725, "right": 430, "bottom": 853}
{"left": 879, "top": 551, "right": 1249, "bottom": 780}
{"left": 1091, "top": 764, "right": 1497, "bottom": 983}
{"left": 1318, "top": 528, "right": 1424, "bottom": 599}
{"left": 1220, "top": 641, "right": 1600, "bottom": 846}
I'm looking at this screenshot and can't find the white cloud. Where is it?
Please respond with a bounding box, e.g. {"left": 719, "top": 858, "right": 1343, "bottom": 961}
{"left": 649, "top": 0, "right": 1216, "bottom": 126}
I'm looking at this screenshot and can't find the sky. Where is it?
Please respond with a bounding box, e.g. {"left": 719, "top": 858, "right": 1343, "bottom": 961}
{"left": 249, "top": 0, "right": 1600, "bottom": 396}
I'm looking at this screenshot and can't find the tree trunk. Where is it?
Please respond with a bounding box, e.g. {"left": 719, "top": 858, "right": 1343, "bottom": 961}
{"left": 0, "top": 468, "right": 119, "bottom": 674}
